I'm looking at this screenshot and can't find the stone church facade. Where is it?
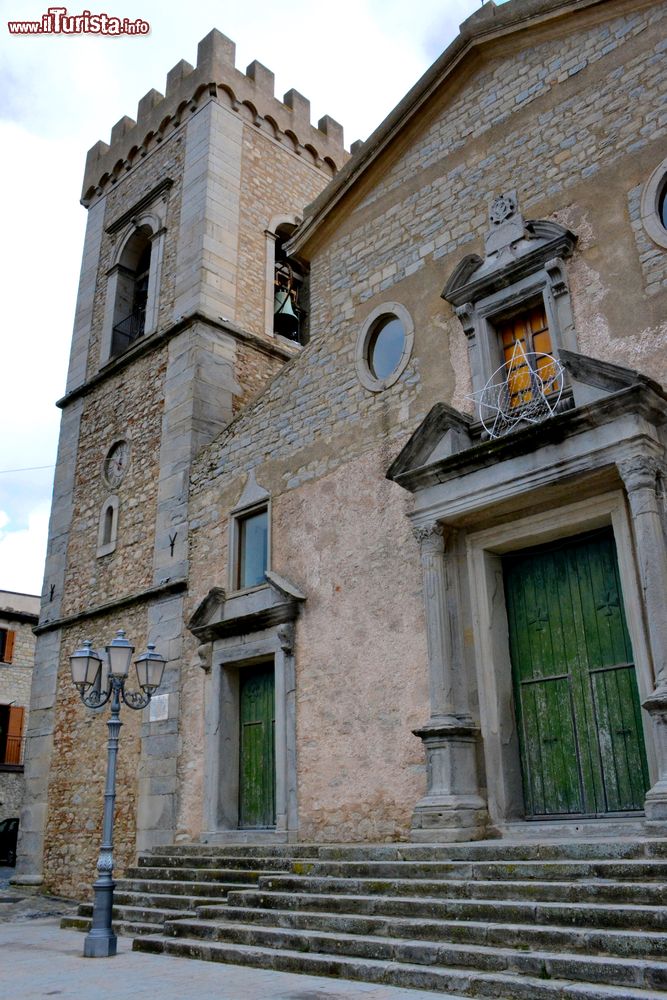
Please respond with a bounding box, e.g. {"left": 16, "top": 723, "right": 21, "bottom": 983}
{"left": 15, "top": 0, "right": 667, "bottom": 898}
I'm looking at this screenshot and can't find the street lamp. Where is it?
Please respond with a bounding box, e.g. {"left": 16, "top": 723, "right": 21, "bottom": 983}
{"left": 69, "top": 630, "right": 166, "bottom": 958}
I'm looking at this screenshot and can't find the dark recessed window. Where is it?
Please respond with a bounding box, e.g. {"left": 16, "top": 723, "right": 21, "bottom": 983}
{"left": 659, "top": 179, "right": 667, "bottom": 231}
{"left": 237, "top": 507, "right": 268, "bottom": 590}
{"left": 368, "top": 315, "right": 406, "bottom": 381}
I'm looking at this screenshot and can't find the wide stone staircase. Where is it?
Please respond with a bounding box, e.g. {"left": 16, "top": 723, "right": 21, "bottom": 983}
{"left": 63, "top": 838, "right": 667, "bottom": 998}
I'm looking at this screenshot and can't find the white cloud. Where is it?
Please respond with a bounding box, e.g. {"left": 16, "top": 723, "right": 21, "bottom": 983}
{"left": 0, "top": 504, "right": 49, "bottom": 595}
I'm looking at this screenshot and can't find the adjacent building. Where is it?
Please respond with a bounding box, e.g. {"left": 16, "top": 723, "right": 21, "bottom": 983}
{"left": 0, "top": 591, "right": 39, "bottom": 825}
{"left": 15, "top": 0, "right": 667, "bottom": 899}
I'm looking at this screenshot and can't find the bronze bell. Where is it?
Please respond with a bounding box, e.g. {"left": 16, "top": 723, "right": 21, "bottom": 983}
{"left": 274, "top": 280, "right": 300, "bottom": 340}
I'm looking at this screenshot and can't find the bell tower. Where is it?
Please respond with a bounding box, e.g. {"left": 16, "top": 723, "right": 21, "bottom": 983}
{"left": 14, "top": 29, "right": 346, "bottom": 890}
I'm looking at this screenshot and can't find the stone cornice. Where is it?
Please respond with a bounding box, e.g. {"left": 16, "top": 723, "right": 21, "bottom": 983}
{"left": 390, "top": 383, "right": 667, "bottom": 494}
{"left": 56, "top": 312, "right": 297, "bottom": 410}
{"left": 34, "top": 578, "right": 187, "bottom": 635}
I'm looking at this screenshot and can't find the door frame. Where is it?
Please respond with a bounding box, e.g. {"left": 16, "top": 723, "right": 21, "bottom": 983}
{"left": 467, "top": 490, "right": 656, "bottom": 827}
{"left": 202, "top": 624, "right": 297, "bottom": 841}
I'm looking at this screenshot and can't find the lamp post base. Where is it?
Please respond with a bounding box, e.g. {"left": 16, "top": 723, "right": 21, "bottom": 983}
{"left": 83, "top": 929, "right": 118, "bottom": 957}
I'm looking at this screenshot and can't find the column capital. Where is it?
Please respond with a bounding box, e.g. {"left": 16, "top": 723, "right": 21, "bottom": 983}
{"left": 413, "top": 522, "right": 445, "bottom": 551}
{"left": 617, "top": 454, "right": 660, "bottom": 494}
{"left": 277, "top": 622, "right": 294, "bottom": 655}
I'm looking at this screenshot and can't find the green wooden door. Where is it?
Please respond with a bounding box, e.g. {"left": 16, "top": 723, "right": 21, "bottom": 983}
{"left": 503, "top": 530, "right": 649, "bottom": 818}
{"left": 239, "top": 663, "right": 276, "bottom": 829}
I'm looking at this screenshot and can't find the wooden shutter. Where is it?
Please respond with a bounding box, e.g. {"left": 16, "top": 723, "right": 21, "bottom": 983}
{"left": 3, "top": 630, "right": 15, "bottom": 663}
{"left": 5, "top": 705, "right": 24, "bottom": 765}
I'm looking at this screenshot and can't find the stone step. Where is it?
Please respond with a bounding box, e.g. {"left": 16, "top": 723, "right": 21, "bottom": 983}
{"left": 210, "top": 903, "right": 667, "bottom": 960}
{"left": 138, "top": 854, "right": 293, "bottom": 871}
{"left": 145, "top": 839, "right": 667, "bottom": 862}
{"left": 225, "top": 888, "right": 667, "bottom": 931}
{"left": 126, "top": 866, "right": 264, "bottom": 883}
{"left": 293, "top": 859, "right": 667, "bottom": 881}
{"left": 133, "top": 935, "right": 662, "bottom": 999}
{"left": 255, "top": 873, "right": 667, "bottom": 905}
{"left": 77, "top": 902, "right": 194, "bottom": 925}
{"left": 114, "top": 890, "right": 224, "bottom": 911}
{"left": 116, "top": 877, "right": 253, "bottom": 897}
{"left": 155, "top": 844, "right": 322, "bottom": 858}
{"left": 161, "top": 917, "right": 667, "bottom": 991}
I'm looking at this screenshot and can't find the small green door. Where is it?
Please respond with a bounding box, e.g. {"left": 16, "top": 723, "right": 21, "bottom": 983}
{"left": 503, "top": 530, "right": 649, "bottom": 818}
{"left": 239, "top": 663, "right": 276, "bottom": 829}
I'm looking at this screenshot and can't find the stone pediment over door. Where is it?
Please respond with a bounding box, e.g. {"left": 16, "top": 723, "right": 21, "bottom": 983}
{"left": 188, "top": 571, "right": 306, "bottom": 644}
{"left": 387, "top": 351, "right": 667, "bottom": 496}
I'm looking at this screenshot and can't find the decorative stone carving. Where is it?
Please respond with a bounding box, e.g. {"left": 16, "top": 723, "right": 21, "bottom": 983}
{"left": 489, "top": 192, "right": 517, "bottom": 226}
{"left": 277, "top": 622, "right": 294, "bottom": 654}
{"left": 196, "top": 643, "right": 212, "bottom": 673}
{"left": 454, "top": 302, "right": 476, "bottom": 340}
{"left": 545, "top": 257, "right": 569, "bottom": 298}
{"left": 617, "top": 455, "right": 659, "bottom": 494}
{"left": 412, "top": 522, "right": 444, "bottom": 548}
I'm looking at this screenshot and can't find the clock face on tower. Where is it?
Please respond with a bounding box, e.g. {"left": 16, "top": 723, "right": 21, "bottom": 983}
{"left": 103, "top": 440, "right": 130, "bottom": 488}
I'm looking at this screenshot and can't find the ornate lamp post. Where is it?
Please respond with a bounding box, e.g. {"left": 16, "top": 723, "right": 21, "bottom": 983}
{"left": 69, "top": 630, "right": 166, "bottom": 958}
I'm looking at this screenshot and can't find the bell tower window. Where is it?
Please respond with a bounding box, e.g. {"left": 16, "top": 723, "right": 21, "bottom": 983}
{"left": 111, "top": 228, "right": 152, "bottom": 357}
{"left": 273, "top": 226, "right": 305, "bottom": 343}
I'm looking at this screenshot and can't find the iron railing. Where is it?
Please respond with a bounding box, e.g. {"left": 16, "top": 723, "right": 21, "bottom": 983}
{"left": 111, "top": 309, "right": 145, "bottom": 356}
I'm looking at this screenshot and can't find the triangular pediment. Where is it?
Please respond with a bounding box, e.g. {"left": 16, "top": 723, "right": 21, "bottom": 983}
{"left": 188, "top": 573, "right": 306, "bottom": 642}
{"left": 387, "top": 403, "right": 473, "bottom": 483}
{"left": 442, "top": 219, "right": 577, "bottom": 307}
{"left": 560, "top": 349, "right": 665, "bottom": 405}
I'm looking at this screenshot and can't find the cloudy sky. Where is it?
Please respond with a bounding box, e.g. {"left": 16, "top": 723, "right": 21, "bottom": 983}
{"left": 0, "top": 0, "right": 497, "bottom": 596}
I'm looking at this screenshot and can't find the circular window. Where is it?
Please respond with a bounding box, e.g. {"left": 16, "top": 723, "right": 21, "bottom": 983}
{"left": 355, "top": 302, "right": 414, "bottom": 392}
{"left": 368, "top": 315, "right": 406, "bottom": 380}
{"left": 640, "top": 158, "right": 667, "bottom": 249}
{"left": 659, "top": 179, "right": 667, "bottom": 232}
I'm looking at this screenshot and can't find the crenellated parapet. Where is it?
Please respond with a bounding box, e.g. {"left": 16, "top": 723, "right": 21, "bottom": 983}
{"left": 81, "top": 28, "right": 348, "bottom": 206}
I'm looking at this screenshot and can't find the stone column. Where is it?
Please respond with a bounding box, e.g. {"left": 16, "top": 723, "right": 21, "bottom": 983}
{"left": 410, "top": 523, "right": 488, "bottom": 842}
{"left": 618, "top": 454, "right": 667, "bottom": 829}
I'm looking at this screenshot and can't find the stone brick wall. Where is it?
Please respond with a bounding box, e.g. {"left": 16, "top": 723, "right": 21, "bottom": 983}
{"left": 0, "top": 773, "right": 24, "bottom": 822}
{"left": 60, "top": 349, "right": 167, "bottom": 619}
{"left": 41, "top": 607, "right": 148, "bottom": 897}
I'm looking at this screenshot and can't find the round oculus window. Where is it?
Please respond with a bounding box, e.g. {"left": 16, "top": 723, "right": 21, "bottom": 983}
{"left": 355, "top": 302, "right": 414, "bottom": 392}
{"left": 659, "top": 178, "right": 667, "bottom": 232}
{"left": 640, "top": 158, "right": 667, "bottom": 249}
{"left": 367, "top": 315, "right": 406, "bottom": 381}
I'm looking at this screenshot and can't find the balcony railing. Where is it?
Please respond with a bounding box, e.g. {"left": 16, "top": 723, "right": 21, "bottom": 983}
{"left": 111, "top": 309, "right": 145, "bottom": 357}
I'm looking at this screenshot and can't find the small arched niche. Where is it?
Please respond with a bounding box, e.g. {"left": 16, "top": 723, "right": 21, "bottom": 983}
{"left": 97, "top": 495, "right": 119, "bottom": 557}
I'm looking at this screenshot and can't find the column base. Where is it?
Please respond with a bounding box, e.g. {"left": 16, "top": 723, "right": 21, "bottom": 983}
{"left": 642, "top": 686, "right": 667, "bottom": 834}
{"left": 9, "top": 875, "right": 44, "bottom": 887}
{"left": 411, "top": 718, "right": 490, "bottom": 843}
{"left": 411, "top": 794, "right": 491, "bottom": 843}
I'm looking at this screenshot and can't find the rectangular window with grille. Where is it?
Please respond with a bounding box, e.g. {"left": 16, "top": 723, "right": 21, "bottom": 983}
{"left": 496, "top": 303, "right": 558, "bottom": 408}
{"left": 0, "top": 705, "right": 24, "bottom": 765}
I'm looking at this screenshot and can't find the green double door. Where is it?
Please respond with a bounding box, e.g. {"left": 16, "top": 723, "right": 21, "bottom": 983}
{"left": 503, "top": 530, "right": 649, "bottom": 818}
{"left": 239, "top": 663, "right": 276, "bottom": 829}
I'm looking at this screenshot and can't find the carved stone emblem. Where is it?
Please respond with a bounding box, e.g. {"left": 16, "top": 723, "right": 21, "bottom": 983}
{"left": 489, "top": 193, "right": 517, "bottom": 227}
